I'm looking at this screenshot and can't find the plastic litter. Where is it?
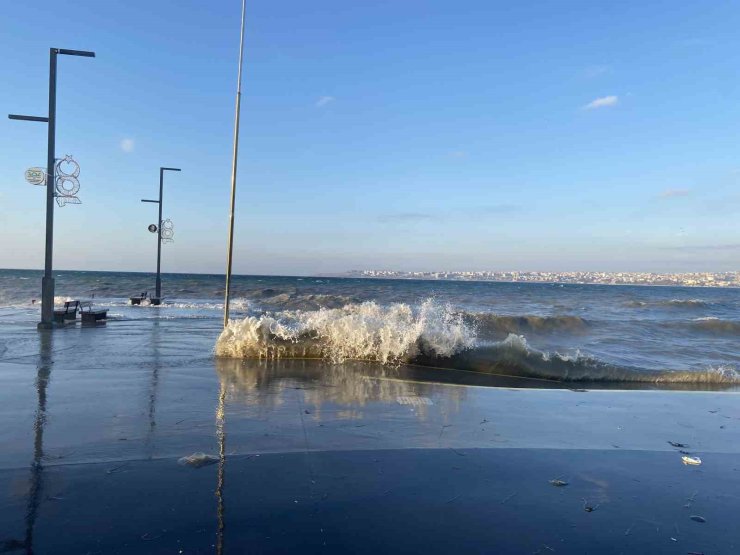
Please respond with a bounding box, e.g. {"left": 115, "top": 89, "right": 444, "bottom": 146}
{"left": 690, "top": 515, "right": 706, "bottom": 523}
{"left": 682, "top": 456, "right": 702, "bottom": 466}
{"left": 549, "top": 479, "right": 568, "bottom": 487}
{"left": 178, "top": 452, "right": 219, "bottom": 468}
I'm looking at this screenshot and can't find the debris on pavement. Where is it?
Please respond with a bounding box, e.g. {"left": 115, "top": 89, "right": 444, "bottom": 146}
{"left": 178, "top": 452, "right": 219, "bottom": 468}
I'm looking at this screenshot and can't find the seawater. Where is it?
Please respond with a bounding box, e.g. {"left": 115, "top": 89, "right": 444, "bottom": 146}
{"left": 1, "top": 269, "right": 739, "bottom": 385}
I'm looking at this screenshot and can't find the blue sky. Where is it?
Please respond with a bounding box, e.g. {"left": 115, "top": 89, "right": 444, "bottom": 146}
{"left": 1, "top": 0, "right": 739, "bottom": 274}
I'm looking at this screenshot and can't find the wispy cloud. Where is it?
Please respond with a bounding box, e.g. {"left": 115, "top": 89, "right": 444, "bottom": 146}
{"left": 658, "top": 188, "right": 690, "bottom": 199}
{"left": 662, "top": 243, "right": 740, "bottom": 252}
{"left": 378, "top": 212, "right": 435, "bottom": 223}
{"left": 120, "top": 138, "right": 135, "bottom": 153}
{"left": 315, "top": 96, "right": 335, "bottom": 108}
{"left": 583, "top": 95, "right": 618, "bottom": 110}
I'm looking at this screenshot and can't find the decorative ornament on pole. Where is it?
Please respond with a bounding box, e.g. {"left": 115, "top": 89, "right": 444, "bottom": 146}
{"left": 54, "top": 155, "right": 81, "bottom": 207}
{"left": 160, "top": 218, "right": 174, "bottom": 243}
{"left": 25, "top": 167, "right": 47, "bottom": 186}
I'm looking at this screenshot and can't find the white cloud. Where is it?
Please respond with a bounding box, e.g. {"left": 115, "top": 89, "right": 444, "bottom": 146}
{"left": 583, "top": 95, "right": 618, "bottom": 110}
{"left": 315, "top": 96, "right": 335, "bottom": 108}
{"left": 120, "top": 138, "right": 135, "bottom": 153}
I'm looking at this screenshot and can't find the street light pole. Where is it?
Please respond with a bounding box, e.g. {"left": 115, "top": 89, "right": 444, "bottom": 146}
{"left": 8, "top": 47, "right": 95, "bottom": 329}
{"left": 223, "top": 0, "right": 248, "bottom": 328}
{"left": 41, "top": 49, "right": 58, "bottom": 329}
{"left": 142, "top": 167, "right": 180, "bottom": 302}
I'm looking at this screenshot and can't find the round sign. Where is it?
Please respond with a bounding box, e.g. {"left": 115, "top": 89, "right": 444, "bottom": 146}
{"left": 148, "top": 224, "right": 158, "bottom": 233}
{"left": 25, "top": 167, "right": 46, "bottom": 186}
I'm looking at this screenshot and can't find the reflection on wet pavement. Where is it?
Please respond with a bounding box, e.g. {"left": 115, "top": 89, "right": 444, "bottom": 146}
{"left": 1, "top": 319, "right": 740, "bottom": 553}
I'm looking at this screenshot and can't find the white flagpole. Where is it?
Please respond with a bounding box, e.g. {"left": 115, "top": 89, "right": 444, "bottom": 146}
{"left": 224, "top": 0, "right": 247, "bottom": 328}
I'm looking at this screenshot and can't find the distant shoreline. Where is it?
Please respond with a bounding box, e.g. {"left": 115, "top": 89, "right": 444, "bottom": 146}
{"left": 337, "top": 273, "right": 740, "bottom": 290}
{"left": 2, "top": 267, "right": 739, "bottom": 289}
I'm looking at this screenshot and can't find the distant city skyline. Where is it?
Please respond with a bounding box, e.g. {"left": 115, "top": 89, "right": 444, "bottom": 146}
{"left": 350, "top": 270, "right": 740, "bottom": 288}
{"left": 2, "top": 1, "right": 740, "bottom": 274}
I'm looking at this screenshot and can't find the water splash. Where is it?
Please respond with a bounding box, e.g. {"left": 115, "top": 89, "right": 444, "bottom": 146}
{"left": 216, "top": 299, "right": 475, "bottom": 363}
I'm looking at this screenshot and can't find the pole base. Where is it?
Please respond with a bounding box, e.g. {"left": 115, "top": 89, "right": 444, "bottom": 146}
{"left": 40, "top": 275, "right": 56, "bottom": 327}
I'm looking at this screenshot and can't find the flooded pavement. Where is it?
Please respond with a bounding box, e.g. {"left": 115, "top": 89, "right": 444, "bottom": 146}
{"left": 1, "top": 318, "right": 740, "bottom": 553}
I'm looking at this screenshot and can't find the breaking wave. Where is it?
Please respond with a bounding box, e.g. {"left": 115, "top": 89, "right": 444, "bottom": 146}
{"left": 419, "top": 334, "right": 740, "bottom": 384}
{"left": 216, "top": 299, "right": 475, "bottom": 363}
{"left": 216, "top": 300, "right": 739, "bottom": 385}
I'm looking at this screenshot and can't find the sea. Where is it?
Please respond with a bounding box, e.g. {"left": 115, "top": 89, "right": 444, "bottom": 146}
{"left": 1, "top": 268, "right": 739, "bottom": 388}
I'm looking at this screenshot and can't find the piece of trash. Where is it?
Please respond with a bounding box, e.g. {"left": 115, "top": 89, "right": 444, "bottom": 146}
{"left": 396, "top": 396, "right": 433, "bottom": 406}
{"left": 669, "top": 441, "right": 689, "bottom": 448}
{"left": 670, "top": 537, "right": 677, "bottom": 542}
{"left": 178, "top": 452, "right": 219, "bottom": 468}
{"left": 549, "top": 479, "right": 568, "bottom": 487}
{"left": 582, "top": 498, "right": 599, "bottom": 512}
{"left": 689, "top": 515, "right": 706, "bottom": 523}
{"left": 682, "top": 456, "right": 702, "bottom": 466}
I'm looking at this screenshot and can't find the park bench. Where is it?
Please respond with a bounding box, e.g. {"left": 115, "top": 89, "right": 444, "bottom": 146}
{"left": 79, "top": 301, "right": 108, "bottom": 323}
{"left": 53, "top": 300, "right": 80, "bottom": 323}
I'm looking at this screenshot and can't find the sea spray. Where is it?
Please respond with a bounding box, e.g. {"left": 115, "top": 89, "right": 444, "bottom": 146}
{"left": 215, "top": 299, "right": 476, "bottom": 363}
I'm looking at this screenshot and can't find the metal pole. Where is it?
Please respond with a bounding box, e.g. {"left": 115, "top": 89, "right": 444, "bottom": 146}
{"left": 156, "top": 167, "right": 164, "bottom": 299}
{"left": 224, "top": 0, "right": 247, "bottom": 328}
{"left": 39, "top": 49, "right": 58, "bottom": 329}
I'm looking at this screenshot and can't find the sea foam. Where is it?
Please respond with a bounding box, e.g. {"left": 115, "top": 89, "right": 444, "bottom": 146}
{"left": 216, "top": 299, "right": 475, "bottom": 363}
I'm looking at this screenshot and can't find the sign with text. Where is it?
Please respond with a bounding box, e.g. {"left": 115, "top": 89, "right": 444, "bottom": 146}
{"left": 25, "top": 167, "right": 46, "bottom": 186}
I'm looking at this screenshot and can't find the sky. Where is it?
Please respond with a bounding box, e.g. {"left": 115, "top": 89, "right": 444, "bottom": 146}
{"left": 1, "top": 0, "right": 740, "bottom": 275}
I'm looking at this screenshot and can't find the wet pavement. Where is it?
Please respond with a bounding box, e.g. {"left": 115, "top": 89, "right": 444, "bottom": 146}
{"left": 1, "top": 318, "right": 739, "bottom": 553}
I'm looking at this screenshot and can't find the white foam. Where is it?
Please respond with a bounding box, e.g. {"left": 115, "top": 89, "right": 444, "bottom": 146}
{"left": 215, "top": 299, "right": 475, "bottom": 363}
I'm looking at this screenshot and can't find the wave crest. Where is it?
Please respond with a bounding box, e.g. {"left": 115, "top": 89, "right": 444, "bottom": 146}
{"left": 626, "top": 298, "right": 710, "bottom": 309}
{"left": 215, "top": 301, "right": 740, "bottom": 386}
{"left": 474, "top": 314, "right": 588, "bottom": 336}
{"left": 216, "top": 299, "right": 476, "bottom": 364}
{"left": 419, "top": 334, "right": 740, "bottom": 384}
{"left": 691, "top": 318, "right": 740, "bottom": 335}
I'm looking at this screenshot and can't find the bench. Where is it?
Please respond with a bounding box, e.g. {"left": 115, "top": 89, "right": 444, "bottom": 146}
{"left": 79, "top": 301, "right": 108, "bottom": 323}
{"left": 53, "top": 300, "right": 80, "bottom": 323}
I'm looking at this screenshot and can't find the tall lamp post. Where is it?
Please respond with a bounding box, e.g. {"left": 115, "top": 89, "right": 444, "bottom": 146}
{"left": 9, "top": 48, "right": 95, "bottom": 329}
{"left": 223, "top": 0, "right": 247, "bottom": 328}
{"left": 141, "top": 167, "right": 181, "bottom": 304}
